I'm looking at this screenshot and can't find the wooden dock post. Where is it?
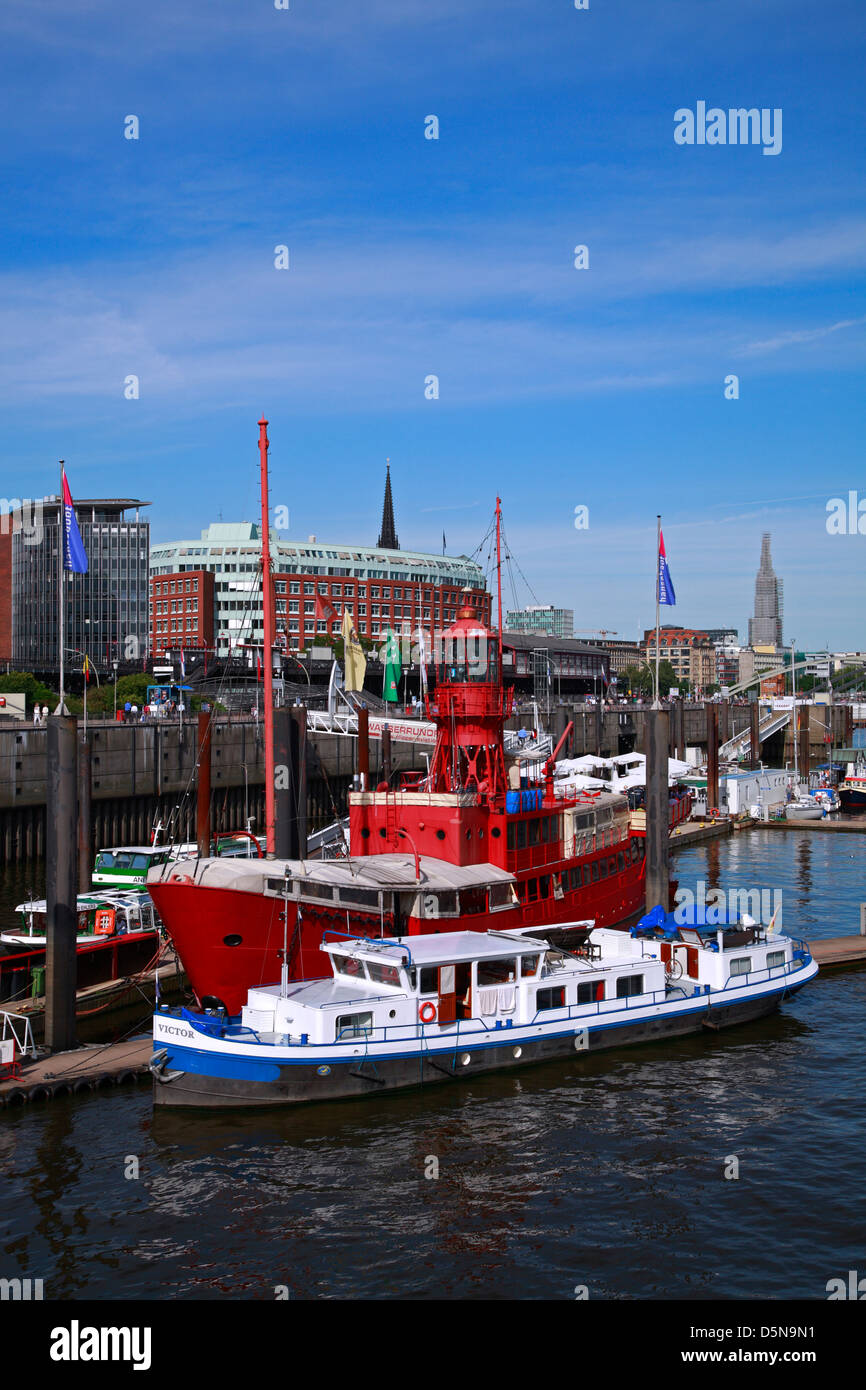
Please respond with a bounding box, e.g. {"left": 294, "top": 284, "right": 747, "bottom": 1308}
{"left": 77, "top": 734, "right": 92, "bottom": 894}
{"left": 45, "top": 715, "right": 78, "bottom": 1054}
{"left": 196, "top": 711, "right": 212, "bottom": 860}
{"left": 645, "top": 708, "right": 670, "bottom": 914}
{"left": 706, "top": 703, "right": 719, "bottom": 814}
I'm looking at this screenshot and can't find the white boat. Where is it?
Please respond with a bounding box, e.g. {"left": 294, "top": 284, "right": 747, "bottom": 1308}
{"left": 785, "top": 797, "right": 824, "bottom": 821}
{"left": 151, "top": 908, "right": 817, "bottom": 1110}
{"left": 2, "top": 891, "right": 162, "bottom": 949}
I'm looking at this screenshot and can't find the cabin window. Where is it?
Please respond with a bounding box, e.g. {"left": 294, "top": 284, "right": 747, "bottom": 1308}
{"left": 536, "top": 986, "right": 565, "bottom": 1011}
{"left": 591, "top": 861, "right": 599, "bottom": 882}
{"left": 577, "top": 980, "right": 604, "bottom": 1003}
{"left": 477, "top": 957, "right": 517, "bottom": 986}
{"left": 616, "top": 974, "right": 644, "bottom": 998}
{"left": 582, "top": 865, "right": 591, "bottom": 886}
{"left": 541, "top": 817, "right": 549, "bottom": 844}
{"left": 507, "top": 823, "right": 515, "bottom": 850}
{"left": 630, "top": 840, "right": 639, "bottom": 862}
{"left": 488, "top": 883, "right": 513, "bottom": 910}
{"left": 540, "top": 875, "right": 551, "bottom": 898}
{"left": 767, "top": 950, "right": 785, "bottom": 969}
{"left": 516, "top": 881, "right": 526, "bottom": 903}
{"left": 617, "top": 852, "right": 625, "bottom": 873}
{"left": 527, "top": 879, "right": 538, "bottom": 902}
{"left": 521, "top": 954, "right": 540, "bottom": 977}
{"left": 729, "top": 957, "right": 751, "bottom": 976}
{"left": 419, "top": 967, "right": 439, "bottom": 994}
{"left": 609, "top": 858, "right": 617, "bottom": 876}
{"left": 599, "top": 859, "right": 607, "bottom": 880}
{"left": 437, "top": 891, "right": 458, "bottom": 916}
{"left": 336, "top": 957, "right": 368, "bottom": 981}
{"left": 559, "top": 872, "right": 569, "bottom": 894}
{"left": 516, "top": 821, "right": 527, "bottom": 850}
{"left": 528, "top": 819, "right": 540, "bottom": 847}
{"left": 460, "top": 887, "right": 486, "bottom": 916}
{"left": 336, "top": 1011, "right": 374, "bottom": 1039}
{"left": 337, "top": 887, "right": 380, "bottom": 908}
{"left": 366, "top": 961, "right": 402, "bottom": 986}
{"left": 301, "top": 882, "right": 338, "bottom": 902}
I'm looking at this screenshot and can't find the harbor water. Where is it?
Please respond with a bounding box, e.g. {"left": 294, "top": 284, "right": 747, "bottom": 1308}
{"left": 1, "top": 828, "right": 864, "bottom": 1300}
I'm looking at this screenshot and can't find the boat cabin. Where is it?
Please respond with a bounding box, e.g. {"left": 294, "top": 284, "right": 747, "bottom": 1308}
{"left": 232, "top": 916, "right": 803, "bottom": 1049}
{"left": 93, "top": 846, "right": 175, "bottom": 889}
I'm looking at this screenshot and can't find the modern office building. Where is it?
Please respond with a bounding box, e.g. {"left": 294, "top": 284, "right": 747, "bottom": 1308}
{"left": 11, "top": 497, "right": 150, "bottom": 674}
{"left": 748, "top": 533, "right": 784, "bottom": 648}
{"left": 505, "top": 605, "right": 574, "bottom": 639}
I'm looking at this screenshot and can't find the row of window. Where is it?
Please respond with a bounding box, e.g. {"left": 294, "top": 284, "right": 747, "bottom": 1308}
{"left": 153, "top": 578, "right": 202, "bottom": 595}
{"left": 516, "top": 841, "right": 643, "bottom": 904}
{"left": 536, "top": 973, "right": 644, "bottom": 1011}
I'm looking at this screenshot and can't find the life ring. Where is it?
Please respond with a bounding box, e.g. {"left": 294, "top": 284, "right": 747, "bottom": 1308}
{"left": 419, "top": 1001, "right": 437, "bottom": 1024}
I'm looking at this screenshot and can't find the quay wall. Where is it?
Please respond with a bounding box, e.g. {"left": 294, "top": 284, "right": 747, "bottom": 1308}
{"left": 0, "top": 702, "right": 853, "bottom": 864}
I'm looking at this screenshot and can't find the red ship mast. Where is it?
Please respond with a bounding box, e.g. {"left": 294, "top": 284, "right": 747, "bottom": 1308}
{"left": 258, "top": 416, "right": 276, "bottom": 856}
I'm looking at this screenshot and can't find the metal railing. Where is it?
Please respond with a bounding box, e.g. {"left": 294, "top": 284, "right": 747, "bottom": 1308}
{"left": 0, "top": 1010, "right": 38, "bottom": 1060}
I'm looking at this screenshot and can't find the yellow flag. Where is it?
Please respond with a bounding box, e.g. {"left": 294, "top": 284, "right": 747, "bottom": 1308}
{"left": 341, "top": 606, "right": 366, "bottom": 692}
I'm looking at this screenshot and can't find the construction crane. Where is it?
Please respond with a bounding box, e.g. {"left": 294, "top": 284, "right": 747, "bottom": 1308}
{"left": 573, "top": 629, "right": 619, "bottom": 637}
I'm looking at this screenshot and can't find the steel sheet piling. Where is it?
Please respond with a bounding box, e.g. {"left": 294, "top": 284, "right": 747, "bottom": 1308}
{"left": 45, "top": 716, "right": 78, "bottom": 1053}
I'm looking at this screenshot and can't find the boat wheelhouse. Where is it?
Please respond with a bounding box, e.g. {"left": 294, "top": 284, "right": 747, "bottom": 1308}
{"left": 93, "top": 846, "right": 177, "bottom": 891}
{"left": 151, "top": 909, "right": 817, "bottom": 1110}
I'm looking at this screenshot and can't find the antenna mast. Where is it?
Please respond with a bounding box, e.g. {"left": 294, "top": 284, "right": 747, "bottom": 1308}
{"left": 259, "top": 417, "right": 276, "bottom": 856}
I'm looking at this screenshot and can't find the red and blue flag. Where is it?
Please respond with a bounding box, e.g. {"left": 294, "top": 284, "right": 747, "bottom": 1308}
{"left": 657, "top": 528, "right": 675, "bottom": 606}
{"left": 61, "top": 467, "right": 88, "bottom": 573}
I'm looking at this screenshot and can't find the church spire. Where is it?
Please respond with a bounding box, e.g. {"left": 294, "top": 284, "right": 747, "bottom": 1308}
{"left": 377, "top": 457, "right": 399, "bottom": 550}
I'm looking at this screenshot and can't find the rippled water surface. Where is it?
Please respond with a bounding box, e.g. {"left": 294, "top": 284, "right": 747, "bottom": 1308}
{"left": 1, "top": 830, "right": 864, "bottom": 1300}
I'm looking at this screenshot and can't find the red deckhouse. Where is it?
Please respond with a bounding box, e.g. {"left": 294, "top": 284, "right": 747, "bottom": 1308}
{"left": 146, "top": 431, "right": 666, "bottom": 1017}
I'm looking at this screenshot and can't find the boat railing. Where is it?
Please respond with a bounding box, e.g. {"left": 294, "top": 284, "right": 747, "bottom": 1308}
{"left": 717, "top": 951, "right": 812, "bottom": 993}
{"left": 0, "top": 1009, "right": 38, "bottom": 1060}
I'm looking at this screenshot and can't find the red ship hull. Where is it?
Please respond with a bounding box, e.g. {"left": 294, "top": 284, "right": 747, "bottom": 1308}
{"left": 148, "top": 844, "right": 653, "bottom": 1015}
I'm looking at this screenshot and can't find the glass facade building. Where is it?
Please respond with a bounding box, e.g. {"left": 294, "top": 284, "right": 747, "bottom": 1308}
{"left": 12, "top": 498, "right": 150, "bottom": 673}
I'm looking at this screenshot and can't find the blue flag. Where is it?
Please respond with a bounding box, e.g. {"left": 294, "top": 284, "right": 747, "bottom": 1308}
{"left": 657, "top": 528, "right": 675, "bottom": 605}
{"left": 62, "top": 468, "right": 88, "bottom": 573}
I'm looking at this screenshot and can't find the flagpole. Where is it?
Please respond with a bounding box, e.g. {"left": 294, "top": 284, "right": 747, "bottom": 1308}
{"left": 654, "top": 514, "right": 661, "bottom": 709}
{"left": 58, "top": 460, "right": 65, "bottom": 715}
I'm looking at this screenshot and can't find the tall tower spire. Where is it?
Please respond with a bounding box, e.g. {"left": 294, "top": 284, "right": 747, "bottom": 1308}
{"left": 377, "top": 457, "right": 399, "bottom": 550}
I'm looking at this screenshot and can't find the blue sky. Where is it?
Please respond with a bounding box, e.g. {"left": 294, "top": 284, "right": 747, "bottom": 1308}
{"left": 0, "top": 0, "right": 864, "bottom": 647}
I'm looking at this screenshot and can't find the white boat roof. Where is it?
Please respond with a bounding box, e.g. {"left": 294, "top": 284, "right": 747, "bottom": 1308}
{"left": 324, "top": 929, "right": 551, "bottom": 966}
{"left": 157, "top": 854, "right": 516, "bottom": 893}
{"left": 97, "top": 846, "right": 171, "bottom": 855}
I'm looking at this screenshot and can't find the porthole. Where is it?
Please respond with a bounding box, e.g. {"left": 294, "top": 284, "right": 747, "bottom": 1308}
{"left": 436, "top": 829, "right": 446, "bottom": 840}
{"left": 223, "top": 934, "right": 242, "bottom": 947}
{"left": 379, "top": 827, "right": 387, "bottom": 838}
{"left": 389, "top": 1009, "right": 396, "bottom": 1019}
{"left": 465, "top": 828, "right": 472, "bottom": 840}
{"left": 491, "top": 827, "right": 501, "bottom": 838}
{"left": 512, "top": 1046, "right": 522, "bottom": 1059}
{"left": 361, "top": 827, "right": 371, "bottom": 839}
{"left": 460, "top": 1053, "right": 471, "bottom": 1066}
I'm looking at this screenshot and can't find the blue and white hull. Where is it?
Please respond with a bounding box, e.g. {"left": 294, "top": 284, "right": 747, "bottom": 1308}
{"left": 151, "top": 920, "right": 818, "bottom": 1110}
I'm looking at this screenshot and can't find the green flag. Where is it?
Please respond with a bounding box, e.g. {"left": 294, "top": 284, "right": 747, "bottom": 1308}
{"left": 383, "top": 629, "right": 401, "bottom": 703}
